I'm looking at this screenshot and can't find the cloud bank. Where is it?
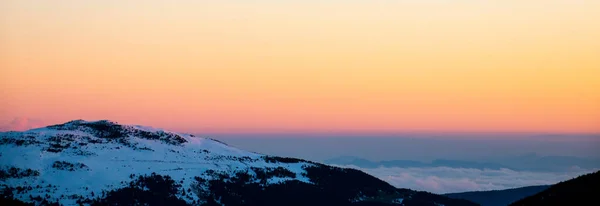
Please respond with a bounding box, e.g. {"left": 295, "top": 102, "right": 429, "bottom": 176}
{"left": 337, "top": 165, "right": 597, "bottom": 194}
{"left": 0, "top": 117, "right": 45, "bottom": 132}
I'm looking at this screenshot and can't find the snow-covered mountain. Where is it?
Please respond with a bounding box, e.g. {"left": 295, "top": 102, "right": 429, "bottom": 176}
{"left": 1, "top": 120, "right": 477, "bottom": 206}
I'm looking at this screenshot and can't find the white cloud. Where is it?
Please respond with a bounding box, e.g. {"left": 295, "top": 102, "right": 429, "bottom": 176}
{"left": 0, "top": 117, "right": 45, "bottom": 131}
{"left": 336, "top": 165, "right": 597, "bottom": 194}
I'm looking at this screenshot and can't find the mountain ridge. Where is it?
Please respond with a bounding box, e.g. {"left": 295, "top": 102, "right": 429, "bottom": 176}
{"left": 325, "top": 156, "right": 510, "bottom": 170}
{"left": 325, "top": 155, "right": 600, "bottom": 172}
{"left": 1, "top": 120, "right": 478, "bottom": 206}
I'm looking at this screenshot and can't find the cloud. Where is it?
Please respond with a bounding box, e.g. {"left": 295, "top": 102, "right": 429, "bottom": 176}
{"left": 335, "top": 165, "right": 597, "bottom": 194}
{"left": 0, "top": 117, "right": 45, "bottom": 131}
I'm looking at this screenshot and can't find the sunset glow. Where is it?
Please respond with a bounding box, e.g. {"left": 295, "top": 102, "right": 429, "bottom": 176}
{"left": 1, "top": 0, "right": 599, "bottom": 133}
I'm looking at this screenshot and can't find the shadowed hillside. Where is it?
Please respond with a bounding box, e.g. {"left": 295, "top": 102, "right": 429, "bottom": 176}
{"left": 445, "top": 185, "right": 549, "bottom": 206}
{"left": 510, "top": 170, "right": 600, "bottom": 206}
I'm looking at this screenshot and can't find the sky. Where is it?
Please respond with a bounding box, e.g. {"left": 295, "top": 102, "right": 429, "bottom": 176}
{"left": 1, "top": 0, "right": 599, "bottom": 134}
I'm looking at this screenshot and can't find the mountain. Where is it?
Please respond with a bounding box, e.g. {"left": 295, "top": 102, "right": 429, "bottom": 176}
{"left": 509, "top": 170, "right": 600, "bottom": 206}
{"left": 0, "top": 120, "right": 478, "bottom": 206}
{"left": 326, "top": 155, "right": 600, "bottom": 173}
{"left": 444, "top": 185, "right": 550, "bottom": 206}
{"left": 489, "top": 153, "right": 600, "bottom": 172}
{"left": 324, "top": 156, "right": 391, "bottom": 168}
{"left": 325, "top": 156, "right": 509, "bottom": 170}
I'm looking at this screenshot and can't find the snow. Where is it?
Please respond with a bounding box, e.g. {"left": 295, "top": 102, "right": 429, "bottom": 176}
{"left": 0, "top": 120, "right": 316, "bottom": 205}
{"left": 349, "top": 191, "right": 367, "bottom": 203}
{"left": 266, "top": 177, "right": 295, "bottom": 184}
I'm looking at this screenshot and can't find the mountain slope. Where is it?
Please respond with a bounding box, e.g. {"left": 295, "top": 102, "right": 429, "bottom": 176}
{"left": 509, "top": 170, "right": 600, "bottom": 206}
{"left": 444, "top": 185, "right": 550, "bottom": 206}
{"left": 0, "top": 120, "right": 478, "bottom": 206}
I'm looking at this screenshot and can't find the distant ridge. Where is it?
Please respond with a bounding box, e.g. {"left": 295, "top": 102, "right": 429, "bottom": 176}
{"left": 325, "top": 155, "right": 600, "bottom": 172}
{"left": 325, "top": 156, "right": 510, "bottom": 170}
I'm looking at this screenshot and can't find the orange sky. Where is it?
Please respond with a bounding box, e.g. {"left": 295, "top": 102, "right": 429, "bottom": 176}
{"left": 1, "top": 0, "right": 599, "bottom": 133}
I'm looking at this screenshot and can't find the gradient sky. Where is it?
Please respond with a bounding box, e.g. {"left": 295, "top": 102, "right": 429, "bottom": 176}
{"left": 1, "top": 0, "right": 599, "bottom": 133}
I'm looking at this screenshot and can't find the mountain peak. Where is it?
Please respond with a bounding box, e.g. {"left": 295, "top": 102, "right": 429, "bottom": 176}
{"left": 47, "top": 119, "right": 119, "bottom": 127}
{"left": 45, "top": 119, "right": 122, "bottom": 132}
{"left": 35, "top": 119, "right": 191, "bottom": 146}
